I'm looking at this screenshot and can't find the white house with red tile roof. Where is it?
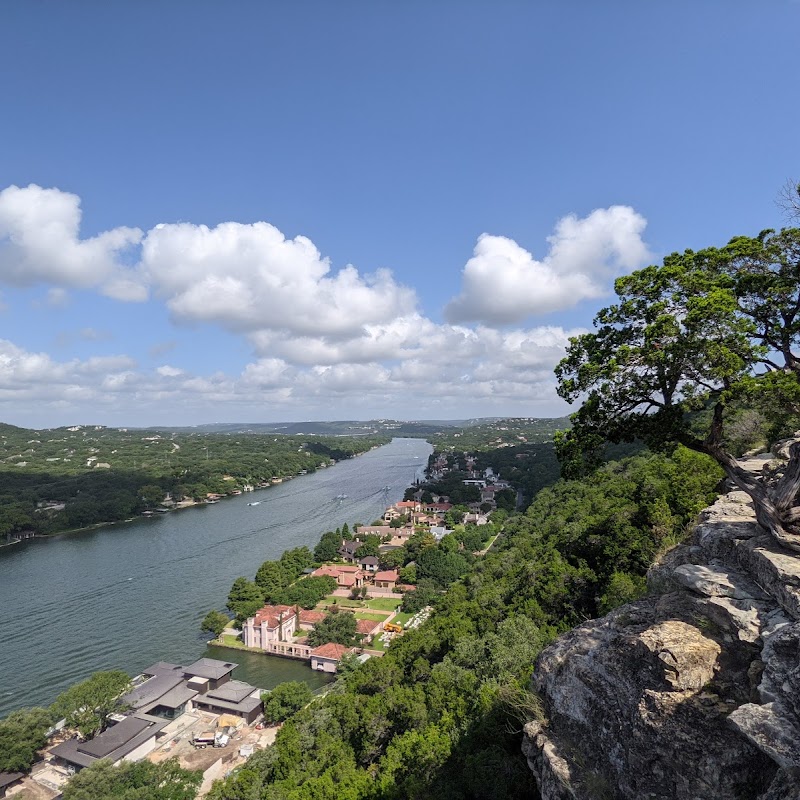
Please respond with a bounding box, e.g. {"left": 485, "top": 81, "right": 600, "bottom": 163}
{"left": 312, "top": 564, "right": 366, "bottom": 588}
{"left": 373, "top": 569, "right": 399, "bottom": 590}
{"left": 242, "top": 604, "right": 297, "bottom": 649}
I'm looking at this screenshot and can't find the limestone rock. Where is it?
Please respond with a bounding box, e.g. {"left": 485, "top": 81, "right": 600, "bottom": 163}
{"left": 524, "top": 475, "right": 800, "bottom": 800}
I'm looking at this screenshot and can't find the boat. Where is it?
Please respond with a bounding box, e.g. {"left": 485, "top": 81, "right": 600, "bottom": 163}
{"left": 335, "top": 494, "right": 348, "bottom": 500}
{"left": 247, "top": 501, "right": 261, "bottom": 506}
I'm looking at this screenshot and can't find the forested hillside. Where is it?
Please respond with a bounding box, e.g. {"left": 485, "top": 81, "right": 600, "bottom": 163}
{"left": 0, "top": 424, "right": 386, "bottom": 539}
{"left": 206, "top": 446, "right": 722, "bottom": 800}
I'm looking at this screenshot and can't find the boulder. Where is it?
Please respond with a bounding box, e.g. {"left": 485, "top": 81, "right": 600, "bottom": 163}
{"left": 524, "top": 467, "right": 800, "bottom": 800}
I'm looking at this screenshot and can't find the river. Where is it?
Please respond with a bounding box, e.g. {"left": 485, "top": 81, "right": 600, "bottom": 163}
{"left": 0, "top": 437, "right": 432, "bottom": 718}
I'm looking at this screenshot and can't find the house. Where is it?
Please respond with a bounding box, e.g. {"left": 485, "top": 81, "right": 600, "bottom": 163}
{"left": 354, "top": 525, "right": 391, "bottom": 537}
{"left": 298, "top": 609, "right": 326, "bottom": 630}
{"left": 183, "top": 657, "right": 238, "bottom": 691}
{"left": 50, "top": 715, "right": 168, "bottom": 771}
{"left": 242, "top": 605, "right": 297, "bottom": 648}
{"left": 310, "top": 643, "right": 355, "bottom": 673}
{"left": 423, "top": 502, "right": 452, "bottom": 515}
{"left": 338, "top": 540, "right": 360, "bottom": 562}
{"left": 430, "top": 525, "right": 453, "bottom": 541}
{"left": 192, "top": 679, "right": 263, "bottom": 724}
{"left": 373, "top": 570, "right": 399, "bottom": 590}
{"left": 0, "top": 773, "right": 24, "bottom": 798}
{"left": 312, "top": 564, "right": 365, "bottom": 589}
{"left": 122, "top": 662, "right": 197, "bottom": 720}
{"left": 358, "top": 555, "right": 380, "bottom": 572}
{"left": 355, "top": 618, "right": 378, "bottom": 643}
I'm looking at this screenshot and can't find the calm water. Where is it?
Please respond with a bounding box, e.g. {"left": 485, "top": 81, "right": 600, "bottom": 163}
{"left": 0, "top": 437, "right": 431, "bottom": 717}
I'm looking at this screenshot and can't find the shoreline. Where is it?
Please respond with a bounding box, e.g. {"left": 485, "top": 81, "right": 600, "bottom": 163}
{"left": 0, "top": 445, "right": 390, "bottom": 548}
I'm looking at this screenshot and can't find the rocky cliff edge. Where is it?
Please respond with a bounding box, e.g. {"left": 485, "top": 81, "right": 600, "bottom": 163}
{"left": 522, "top": 444, "right": 800, "bottom": 800}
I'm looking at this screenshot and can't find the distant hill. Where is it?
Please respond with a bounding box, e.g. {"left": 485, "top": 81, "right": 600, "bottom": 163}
{"left": 150, "top": 417, "right": 570, "bottom": 438}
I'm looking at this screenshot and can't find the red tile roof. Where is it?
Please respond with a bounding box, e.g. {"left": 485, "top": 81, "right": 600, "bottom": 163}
{"left": 355, "top": 619, "right": 377, "bottom": 635}
{"left": 310, "top": 642, "right": 352, "bottom": 660}
{"left": 298, "top": 610, "right": 326, "bottom": 625}
{"left": 253, "top": 604, "right": 295, "bottom": 628}
{"left": 374, "top": 570, "right": 399, "bottom": 582}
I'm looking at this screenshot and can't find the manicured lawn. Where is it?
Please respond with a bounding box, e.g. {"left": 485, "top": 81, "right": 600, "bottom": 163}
{"left": 354, "top": 611, "right": 390, "bottom": 622}
{"left": 319, "top": 596, "right": 364, "bottom": 608}
{"left": 220, "top": 633, "right": 246, "bottom": 649}
{"left": 392, "top": 612, "right": 413, "bottom": 627}
{"left": 365, "top": 597, "right": 401, "bottom": 611}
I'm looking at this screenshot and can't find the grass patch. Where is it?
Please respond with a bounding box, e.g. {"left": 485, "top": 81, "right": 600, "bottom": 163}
{"left": 365, "top": 597, "right": 401, "bottom": 611}
{"left": 392, "top": 612, "right": 413, "bottom": 627}
{"left": 219, "top": 634, "right": 246, "bottom": 649}
{"left": 354, "top": 611, "right": 390, "bottom": 621}
{"left": 320, "top": 596, "right": 364, "bottom": 608}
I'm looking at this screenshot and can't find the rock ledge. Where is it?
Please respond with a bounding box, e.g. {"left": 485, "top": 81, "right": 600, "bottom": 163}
{"left": 523, "top": 458, "right": 800, "bottom": 800}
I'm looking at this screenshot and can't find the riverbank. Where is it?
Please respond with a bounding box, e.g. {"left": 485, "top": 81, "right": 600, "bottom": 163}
{"left": 0, "top": 469, "right": 315, "bottom": 547}
{"left": 0, "top": 437, "right": 433, "bottom": 718}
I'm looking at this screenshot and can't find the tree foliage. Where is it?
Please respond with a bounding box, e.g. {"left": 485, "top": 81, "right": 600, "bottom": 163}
{"left": 307, "top": 609, "right": 358, "bottom": 647}
{"left": 51, "top": 670, "right": 132, "bottom": 739}
{"left": 201, "top": 610, "right": 230, "bottom": 637}
{"left": 313, "top": 530, "right": 341, "bottom": 562}
{"left": 0, "top": 706, "right": 53, "bottom": 772}
{"left": 556, "top": 228, "right": 800, "bottom": 551}
{"left": 262, "top": 681, "right": 313, "bottom": 724}
{"left": 226, "top": 577, "right": 265, "bottom": 625}
{"left": 62, "top": 757, "right": 201, "bottom": 800}
{"left": 205, "top": 445, "right": 720, "bottom": 800}
{"left": 277, "top": 575, "right": 337, "bottom": 609}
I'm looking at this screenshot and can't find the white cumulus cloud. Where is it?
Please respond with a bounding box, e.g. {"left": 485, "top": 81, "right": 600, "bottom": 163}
{"left": 0, "top": 184, "right": 145, "bottom": 300}
{"left": 140, "top": 221, "right": 417, "bottom": 338}
{"left": 445, "top": 206, "right": 649, "bottom": 324}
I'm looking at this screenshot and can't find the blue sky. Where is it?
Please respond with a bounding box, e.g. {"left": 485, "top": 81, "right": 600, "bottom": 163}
{"left": 0, "top": 1, "right": 798, "bottom": 428}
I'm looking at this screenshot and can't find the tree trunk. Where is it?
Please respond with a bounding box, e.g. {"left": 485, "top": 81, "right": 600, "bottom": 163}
{"left": 705, "top": 442, "right": 800, "bottom": 554}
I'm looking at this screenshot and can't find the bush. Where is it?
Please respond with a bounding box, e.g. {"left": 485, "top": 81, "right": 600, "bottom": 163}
{"left": 201, "top": 610, "right": 230, "bottom": 637}
{"left": 262, "top": 681, "right": 313, "bottom": 723}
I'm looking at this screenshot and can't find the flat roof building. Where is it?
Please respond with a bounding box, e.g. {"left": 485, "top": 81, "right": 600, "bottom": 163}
{"left": 51, "top": 716, "right": 168, "bottom": 770}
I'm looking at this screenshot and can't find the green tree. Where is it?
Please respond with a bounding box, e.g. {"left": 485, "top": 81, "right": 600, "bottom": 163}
{"left": 555, "top": 230, "right": 800, "bottom": 552}
{"left": 0, "top": 707, "right": 54, "bottom": 772}
{"left": 280, "top": 546, "right": 314, "bottom": 578}
{"left": 379, "top": 548, "right": 406, "bottom": 570}
{"left": 278, "top": 575, "right": 336, "bottom": 609}
{"left": 226, "top": 577, "right": 265, "bottom": 624}
{"left": 138, "top": 484, "right": 165, "bottom": 509}
{"left": 307, "top": 609, "right": 358, "bottom": 647}
{"left": 459, "top": 528, "right": 484, "bottom": 552}
{"left": 354, "top": 534, "right": 380, "bottom": 559}
{"left": 598, "top": 571, "right": 647, "bottom": 614}
{"left": 404, "top": 530, "right": 436, "bottom": 563}
{"left": 262, "top": 681, "right": 313, "bottom": 723}
{"left": 416, "top": 547, "right": 469, "bottom": 588}
{"left": 200, "top": 610, "right": 229, "bottom": 637}
{"left": 51, "top": 671, "right": 132, "bottom": 738}
{"left": 254, "top": 561, "right": 286, "bottom": 601}
{"left": 314, "top": 530, "right": 341, "bottom": 562}
{"left": 62, "top": 757, "right": 201, "bottom": 800}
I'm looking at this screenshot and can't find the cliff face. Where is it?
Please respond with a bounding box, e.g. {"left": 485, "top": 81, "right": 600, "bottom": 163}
{"left": 523, "top": 446, "right": 800, "bottom": 800}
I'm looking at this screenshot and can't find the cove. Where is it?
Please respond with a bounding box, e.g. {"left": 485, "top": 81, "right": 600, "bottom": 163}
{"left": 0, "top": 437, "right": 432, "bottom": 718}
